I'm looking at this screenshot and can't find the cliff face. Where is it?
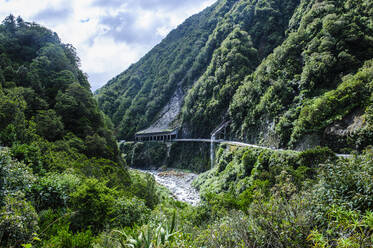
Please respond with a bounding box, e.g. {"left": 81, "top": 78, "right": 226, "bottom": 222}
{"left": 98, "top": 0, "right": 373, "bottom": 152}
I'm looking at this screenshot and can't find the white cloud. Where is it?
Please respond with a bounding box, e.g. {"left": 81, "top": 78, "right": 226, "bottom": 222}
{"left": 0, "top": 0, "right": 217, "bottom": 91}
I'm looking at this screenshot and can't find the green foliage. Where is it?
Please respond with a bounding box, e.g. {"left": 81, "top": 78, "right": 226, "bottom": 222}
{"left": 98, "top": 0, "right": 373, "bottom": 153}
{"left": 0, "top": 149, "right": 36, "bottom": 202}
{"left": 232, "top": 0, "right": 373, "bottom": 148}
{"left": 111, "top": 197, "right": 150, "bottom": 228}
{"left": 291, "top": 60, "right": 373, "bottom": 149}
{"left": 0, "top": 15, "right": 120, "bottom": 161}
{"left": 94, "top": 211, "right": 178, "bottom": 248}
{"left": 0, "top": 15, "right": 189, "bottom": 248}
{"left": 128, "top": 172, "right": 159, "bottom": 209}
{"left": 314, "top": 150, "right": 373, "bottom": 212}
{"left": 32, "top": 172, "right": 81, "bottom": 211}
{"left": 11, "top": 142, "right": 43, "bottom": 173}
{"left": 308, "top": 206, "right": 373, "bottom": 248}
{"left": 193, "top": 172, "right": 315, "bottom": 248}
{"left": 33, "top": 109, "right": 64, "bottom": 141}
{"left": 76, "top": 157, "right": 131, "bottom": 189}
{"left": 98, "top": 0, "right": 300, "bottom": 139}
{"left": 297, "top": 146, "right": 337, "bottom": 168}
{"left": 97, "top": 0, "right": 235, "bottom": 139}
{"left": 1, "top": 2, "right": 373, "bottom": 247}
{"left": 193, "top": 210, "right": 250, "bottom": 248}
{"left": 43, "top": 224, "right": 94, "bottom": 248}
{"left": 69, "top": 178, "right": 117, "bottom": 233}
{"left": 181, "top": 26, "right": 258, "bottom": 136}
{"left": 193, "top": 145, "right": 302, "bottom": 197}
{"left": 0, "top": 193, "right": 39, "bottom": 248}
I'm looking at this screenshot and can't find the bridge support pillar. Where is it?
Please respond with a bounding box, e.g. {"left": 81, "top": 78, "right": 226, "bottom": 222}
{"left": 210, "top": 135, "right": 215, "bottom": 168}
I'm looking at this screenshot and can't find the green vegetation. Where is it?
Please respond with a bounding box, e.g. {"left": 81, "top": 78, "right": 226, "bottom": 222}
{"left": 230, "top": 0, "right": 373, "bottom": 150}
{"left": 2, "top": 0, "right": 373, "bottom": 246}
{"left": 95, "top": 144, "right": 373, "bottom": 248}
{"left": 181, "top": 0, "right": 300, "bottom": 137}
{"left": 121, "top": 141, "right": 210, "bottom": 172}
{"left": 0, "top": 16, "right": 162, "bottom": 247}
{"left": 121, "top": 142, "right": 168, "bottom": 169}
{"left": 98, "top": 0, "right": 373, "bottom": 154}
{"left": 96, "top": 0, "right": 237, "bottom": 140}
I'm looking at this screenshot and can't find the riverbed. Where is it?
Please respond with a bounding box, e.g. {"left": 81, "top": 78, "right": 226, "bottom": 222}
{"left": 138, "top": 169, "right": 200, "bottom": 206}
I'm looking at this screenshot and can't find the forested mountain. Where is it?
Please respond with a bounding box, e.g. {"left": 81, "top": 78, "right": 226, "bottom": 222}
{"left": 0, "top": 16, "right": 160, "bottom": 247}
{"left": 96, "top": 0, "right": 237, "bottom": 138}
{"left": 229, "top": 0, "right": 373, "bottom": 151}
{"left": 0, "top": 15, "right": 118, "bottom": 160}
{"left": 98, "top": 0, "right": 373, "bottom": 152}
{"left": 1, "top": 0, "right": 373, "bottom": 246}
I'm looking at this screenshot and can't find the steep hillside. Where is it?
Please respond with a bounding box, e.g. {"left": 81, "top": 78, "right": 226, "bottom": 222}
{"left": 97, "top": 0, "right": 300, "bottom": 139}
{"left": 181, "top": 0, "right": 300, "bottom": 137}
{"left": 0, "top": 15, "right": 120, "bottom": 160}
{"left": 97, "top": 0, "right": 239, "bottom": 139}
{"left": 229, "top": 0, "right": 373, "bottom": 151}
{"left": 0, "top": 16, "right": 168, "bottom": 247}
{"left": 98, "top": 0, "right": 373, "bottom": 152}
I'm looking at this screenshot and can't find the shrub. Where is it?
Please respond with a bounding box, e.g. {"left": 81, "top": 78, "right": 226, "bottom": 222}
{"left": 0, "top": 149, "right": 36, "bottom": 202}
{"left": 308, "top": 206, "right": 373, "bottom": 248}
{"left": 43, "top": 224, "right": 94, "bottom": 248}
{"left": 69, "top": 178, "right": 117, "bottom": 233}
{"left": 297, "top": 146, "right": 337, "bottom": 168}
{"left": 0, "top": 193, "right": 39, "bottom": 248}
{"left": 32, "top": 172, "right": 81, "bottom": 211}
{"left": 111, "top": 197, "right": 150, "bottom": 227}
{"left": 11, "top": 143, "right": 43, "bottom": 173}
{"left": 194, "top": 210, "right": 251, "bottom": 248}
{"left": 75, "top": 158, "right": 130, "bottom": 189}
{"left": 314, "top": 151, "right": 373, "bottom": 212}
{"left": 128, "top": 173, "right": 159, "bottom": 209}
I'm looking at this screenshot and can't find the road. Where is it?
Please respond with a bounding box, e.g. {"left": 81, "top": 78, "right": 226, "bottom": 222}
{"left": 172, "top": 139, "right": 352, "bottom": 158}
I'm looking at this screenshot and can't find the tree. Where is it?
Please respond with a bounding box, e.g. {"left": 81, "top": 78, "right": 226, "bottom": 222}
{"left": 33, "top": 109, "right": 64, "bottom": 141}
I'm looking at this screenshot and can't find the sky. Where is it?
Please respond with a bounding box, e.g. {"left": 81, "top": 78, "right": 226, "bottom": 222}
{"left": 0, "top": 0, "right": 216, "bottom": 91}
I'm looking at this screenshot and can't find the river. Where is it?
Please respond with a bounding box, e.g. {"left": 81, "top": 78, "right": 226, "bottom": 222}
{"left": 138, "top": 169, "right": 200, "bottom": 206}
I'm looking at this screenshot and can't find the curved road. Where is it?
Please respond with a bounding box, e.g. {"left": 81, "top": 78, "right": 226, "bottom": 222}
{"left": 172, "top": 139, "right": 352, "bottom": 158}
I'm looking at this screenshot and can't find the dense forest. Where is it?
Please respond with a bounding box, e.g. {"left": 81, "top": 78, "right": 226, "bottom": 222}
{"left": 1, "top": 0, "right": 373, "bottom": 247}
{"left": 98, "top": 0, "right": 373, "bottom": 154}
{"left": 0, "top": 15, "right": 164, "bottom": 247}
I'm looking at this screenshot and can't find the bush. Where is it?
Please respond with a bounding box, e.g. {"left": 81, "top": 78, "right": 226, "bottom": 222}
{"left": 314, "top": 151, "right": 373, "bottom": 212}
{"left": 69, "top": 178, "right": 117, "bottom": 233}
{"left": 0, "top": 193, "right": 39, "bottom": 248}
{"left": 308, "top": 206, "right": 373, "bottom": 248}
{"left": 194, "top": 210, "right": 251, "bottom": 248}
{"left": 0, "top": 149, "right": 36, "bottom": 202}
{"left": 75, "top": 158, "right": 130, "bottom": 189}
{"left": 111, "top": 197, "right": 150, "bottom": 227}
{"left": 32, "top": 172, "right": 81, "bottom": 211}
{"left": 11, "top": 143, "right": 43, "bottom": 173}
{"left": 43, "top": 224, "right": 94, "bottom": 248}
{"left": 128, "top": 172, "right": 159, "bottom": 209}
{"left": 297, "top": 146, "right": 337, "bottom": 168}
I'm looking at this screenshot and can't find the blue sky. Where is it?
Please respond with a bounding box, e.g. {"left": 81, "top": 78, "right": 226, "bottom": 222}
{"left": 0, "top": 0, "right": 216, "bottom": 91}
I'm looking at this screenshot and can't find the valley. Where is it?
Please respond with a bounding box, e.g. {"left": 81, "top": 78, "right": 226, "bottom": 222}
{"left": 0, "top": 0, "right": 372, "bottom": 247}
